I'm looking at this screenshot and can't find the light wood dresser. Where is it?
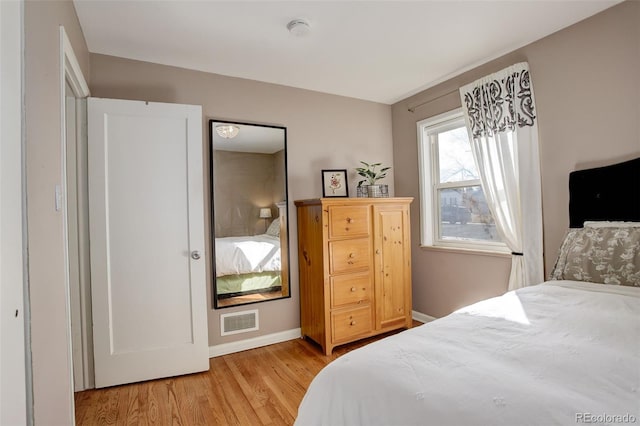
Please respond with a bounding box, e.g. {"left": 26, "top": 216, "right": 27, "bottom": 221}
{"left": 294, "top": 197, "right": 413, "bottom": 355}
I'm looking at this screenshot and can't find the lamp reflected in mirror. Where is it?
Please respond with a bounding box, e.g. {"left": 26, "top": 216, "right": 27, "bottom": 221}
{"left": 259, "top": 208, "right": 273, "bottom": 233}
{"left": 209, "top": 120, "right": 290, "bottom": 309}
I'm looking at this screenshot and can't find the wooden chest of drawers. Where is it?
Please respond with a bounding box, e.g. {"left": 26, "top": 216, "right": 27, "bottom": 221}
{"left": 295, "top": 198, "right": 413, "bottom": 355}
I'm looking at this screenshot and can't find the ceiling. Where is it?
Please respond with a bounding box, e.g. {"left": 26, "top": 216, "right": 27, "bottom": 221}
{"left": 74, "top": 0, "right": 619, "bottom": 104}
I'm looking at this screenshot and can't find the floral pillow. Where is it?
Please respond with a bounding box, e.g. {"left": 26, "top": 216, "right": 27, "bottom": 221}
{"left": 266, "top": 217, "right": 280, "bottom": 237}
{"left": 550, "top": 228, "right": 582, "bottom": 280}
{"left": 550, "top": 226, "right": 640, "bottom": 286}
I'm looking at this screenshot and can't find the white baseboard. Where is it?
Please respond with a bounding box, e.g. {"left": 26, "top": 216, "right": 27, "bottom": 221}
{"left": 412, "top": 310, "right": 437, "bottom": 324}
{"left": 209, "top": 328, "right": 301, "bottom": 358}
{"left": 208, "top": 315, "right": 436, "bottom": 358}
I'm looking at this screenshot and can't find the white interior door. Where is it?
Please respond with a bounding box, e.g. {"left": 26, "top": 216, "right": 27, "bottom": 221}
{"left": 88, "top": 98, "right": 208, "bottom": 388}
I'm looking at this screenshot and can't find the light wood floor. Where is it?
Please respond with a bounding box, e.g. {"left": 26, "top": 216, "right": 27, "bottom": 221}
{"left": 216, "top": 291, "right": 284, "bottom": 308}
{"left": 75, "top": 322, "right": 421, "bottom": 425}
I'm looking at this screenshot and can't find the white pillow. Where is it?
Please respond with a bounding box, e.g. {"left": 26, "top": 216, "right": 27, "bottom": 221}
{"left": 266, "top": 217, "right": 280, "bottom": 237}
{"left": 584, "top": 221, "right": 640, "bottom": 228}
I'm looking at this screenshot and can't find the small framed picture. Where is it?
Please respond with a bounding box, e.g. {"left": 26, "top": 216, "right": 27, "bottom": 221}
{"left": 322, "top": 169, "right": 349, "bottom": 197}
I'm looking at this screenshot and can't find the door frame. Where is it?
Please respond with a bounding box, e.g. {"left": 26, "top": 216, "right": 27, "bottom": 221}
{"left": 59, "top": 24, "right": 90, "bottom": 403}
{"left": 1, "top": 1, "right": 31, "bottom": 424}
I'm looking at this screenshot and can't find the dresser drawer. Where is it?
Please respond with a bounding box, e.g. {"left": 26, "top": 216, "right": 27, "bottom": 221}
{"left": 329, "top": 238, "right": 371, "bottom": 274}
{"left": 331, "top": 272, "right": 371, "bottom": 308}
{"left": 328, "top": 205, "right": 370, "bottom": 239}
{"left": 331, "top": 306, "right": 372, "bottom": 343}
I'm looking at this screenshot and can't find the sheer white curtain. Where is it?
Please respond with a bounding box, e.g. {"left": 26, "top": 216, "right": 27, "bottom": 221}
{"left": 459, "top": 62, "right": 544, "bottom": 290}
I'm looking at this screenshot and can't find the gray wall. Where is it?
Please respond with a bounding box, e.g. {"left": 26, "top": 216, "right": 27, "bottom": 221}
{"left": 24, "top": 2, "right": 639, "bottom": 423}
{"left": 89, "top": 53, "right": 394, "bottom": 346}
{"left": 273, "top": 149, "right": 286, "bottom": 206}
{"left": 392, "top": 0, "right": 640, "bottom": 318}
{"left": 25, "top": 1, "right": 90, "bottom": 424}
{"left": 212, "top": 150, "right": 279, "bottom": 237}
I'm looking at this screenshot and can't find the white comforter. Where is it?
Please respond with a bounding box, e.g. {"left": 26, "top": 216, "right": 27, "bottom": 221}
{"left": 296, "top": 281, "right": 640, "bottom": 426}
{"left": 214, "top": 234, "right": 281, "bottom": 277}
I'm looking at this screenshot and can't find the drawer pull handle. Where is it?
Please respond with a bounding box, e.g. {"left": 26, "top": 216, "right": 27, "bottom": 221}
{"left": 350, "top": 287, "right": 357, "bottom": 292}
{"left": 350, "top": 320, "right": 356, "bottom": 326}
{"left": 346, "top": 217, "right": 353, "bottom": 223}
{"left": 349, "top": 253, "right": 355, "bottom": 258}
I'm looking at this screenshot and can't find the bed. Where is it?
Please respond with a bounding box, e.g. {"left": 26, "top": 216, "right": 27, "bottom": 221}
{"left": 215, "top": 218, "right": 283, "bottom": 299}
{"left": 295, "top": 157, "right": 640, "bottom": 426}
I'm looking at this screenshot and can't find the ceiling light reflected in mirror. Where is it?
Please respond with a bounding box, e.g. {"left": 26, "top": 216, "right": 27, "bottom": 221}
{"left": 216, "top": 124, "right": 240, "bottom": 139}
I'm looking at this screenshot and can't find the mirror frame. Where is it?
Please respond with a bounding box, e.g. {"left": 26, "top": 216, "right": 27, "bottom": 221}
{"left": 209, "top": 119, "right": 291, "bottom": 309}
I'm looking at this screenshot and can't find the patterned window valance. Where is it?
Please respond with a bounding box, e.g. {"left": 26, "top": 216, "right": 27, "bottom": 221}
{"left": 461, "top": 63, "right": 536, "bottom": 138}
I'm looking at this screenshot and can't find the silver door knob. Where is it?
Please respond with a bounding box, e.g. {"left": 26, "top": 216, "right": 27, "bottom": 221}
{"left": 191, "top": 251, "right": 201, "bottom": 260}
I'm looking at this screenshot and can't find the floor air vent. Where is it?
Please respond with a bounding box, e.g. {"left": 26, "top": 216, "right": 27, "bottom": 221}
{"left": 220, "top": 309, "right": 259, "bottom": 336}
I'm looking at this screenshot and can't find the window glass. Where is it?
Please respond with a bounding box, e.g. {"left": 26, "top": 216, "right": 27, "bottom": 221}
{"left": 417, "top": 108, "right": 506, "bottom": 252}
{"left": 437, "top": 127, "right": 479, "bottom": 183}
{"left": 438, "top": 187, "right": 499, "bottom": 241}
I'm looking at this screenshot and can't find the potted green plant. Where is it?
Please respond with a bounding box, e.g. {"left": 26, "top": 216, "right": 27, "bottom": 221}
{"left": 356, "top": 161, "right": 391, "bottom": 198}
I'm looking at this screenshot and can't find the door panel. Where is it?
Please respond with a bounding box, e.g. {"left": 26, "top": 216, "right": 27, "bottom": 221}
{"left": 374, "top": 204, "right": 412, "bottom": 329}
{"left": 88, "top": 98, "right": 208, "bottom": 388}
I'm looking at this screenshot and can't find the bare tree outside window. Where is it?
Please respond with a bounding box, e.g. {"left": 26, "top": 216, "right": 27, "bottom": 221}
{"left": 418, "top": 109, "right": 505, "bottom": 250}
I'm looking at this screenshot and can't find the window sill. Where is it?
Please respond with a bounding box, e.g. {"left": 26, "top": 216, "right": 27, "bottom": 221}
{"left": 418, "top": 244, "right": 511, "bottom": 259}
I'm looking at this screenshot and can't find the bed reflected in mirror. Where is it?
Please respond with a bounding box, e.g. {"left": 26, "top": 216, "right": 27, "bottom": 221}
{"left": 209, "top": 120, "right": 290, "bottom": 308}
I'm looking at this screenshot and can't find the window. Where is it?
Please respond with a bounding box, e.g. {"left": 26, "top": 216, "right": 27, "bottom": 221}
{"left": 417, "top": 109, "right": 507, "bottom": 252}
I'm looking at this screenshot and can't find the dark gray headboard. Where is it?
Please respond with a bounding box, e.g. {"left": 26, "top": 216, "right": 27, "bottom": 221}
{"left": 569, "top": 157, "right": 640, "bottom": 228}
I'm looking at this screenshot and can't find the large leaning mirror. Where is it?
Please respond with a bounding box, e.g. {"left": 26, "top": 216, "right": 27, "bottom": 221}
{"left": 209, "top": 120, "right": 290, "bottom": 308}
